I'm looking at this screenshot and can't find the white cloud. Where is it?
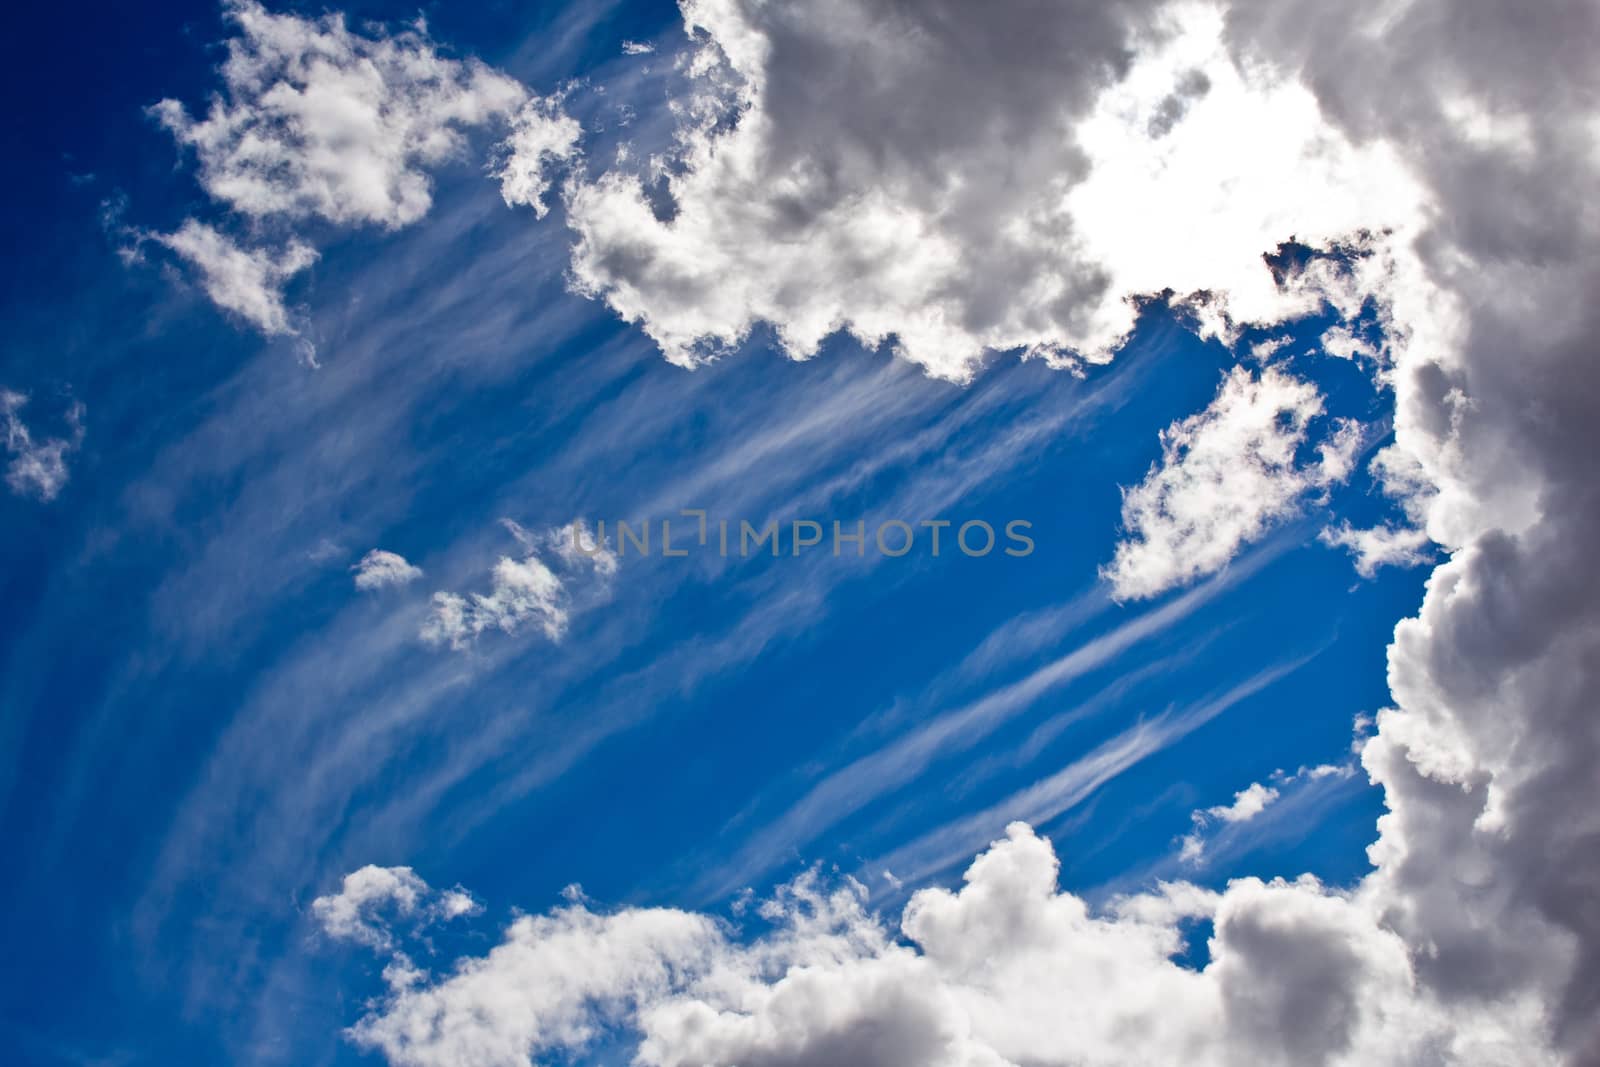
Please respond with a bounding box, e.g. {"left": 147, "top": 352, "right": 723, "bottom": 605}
{"left": 1208, "top": 781, "right": 1281, "bottom": 824}
{"left": 352, "top": 549, "right": 424, "bottom": 591}
{"left": 154, "top": 1, "right": 527, "bottom": 228}
{"left": 1103, "top": 365, "right": 1346, "bottom": 599}
{"left": 1319, "top": 522, "right": 1432, "bottom": 577}
{"left": 151, "top": 1, "right": 578, "bottom": 336}
{"left": 312, "top": 865, "right": 480, "bottom": 951}
{"left": 1, "top": 389, "right": 84, "bottom": 502}
{"left": 315, "top": 0, "right": 1600, "bottom": 1056}
{"left": 421, "top": 554, "right": 568, "bottom": 651}
{"left": 1179, "top": 781, "right": 1281, "bottom": 864}
{"left": 494, "top": 99, "right": 583, "bottom": 215}
{"left": 420, "top": 520, "right": 621, "bottom": 651}
{"left": 157, "top": 220, "right": 317, "bottom": 337}
{"left": 330, "top": 824, "right": 1555, "bottom": 1067}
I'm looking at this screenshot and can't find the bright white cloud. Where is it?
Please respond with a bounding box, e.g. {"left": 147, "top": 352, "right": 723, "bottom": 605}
{"left": 420, "top": 520, "right": 621, "bottom": 651}
{"left": 493, "top": 100, "right": 583, "bottom": 215}
{"left": 156, "top": 220, "right": 317, "bottom": 337}
{"left": 1104, "top": 365, "right": 1346, "bottom": 600}
{"left": 422, "top": 554, "right": 568, "bottom": 651}
{"left": 153, "top": 1, "right": 527, "bottom": 228}
{"left": 1, "top": 389, "right": 84, "bottom": 502}
{"left": 1179, "top": 781, "right": 1281, "bottom": 864}
{"left": 352, "top": 549, "right": 424, "bottom": 591}
{"left": 330, "top": 824, "right": 1555, "bottom": 1067}
{"left": 151, "top": 1, "right": 577, "bottom": 336}
{"left": 312, "top": 865, "right": 479, "bottom": 951}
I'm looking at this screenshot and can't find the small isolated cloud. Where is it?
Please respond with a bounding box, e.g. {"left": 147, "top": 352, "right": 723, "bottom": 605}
{"left": 422, "top": 555, "right": 567, "bottom": 650}
{"left": 420, "top": 520, "right": 620, "bottom": 651}
{"left": 311, "top": 865, "right": 479, "bottom": 951}
{"left": 1320, "top": 522, "right": 1433, "bottom": 577}
{"left": 620, "top": 40, "right": 655, "bottom": 56}
{"left": 1104, "top": 366, "right": 1355, "bottom": 600}
{"left": 2, "top": 388, "right": 84, "bottom": 502}
{"left": 1179, "top": 781, "right": 1281, "bottom": 864}
{"left": 352, "top": 549, "right": 423, "bottom": 591}
{"left": 156, "top": 220, "right": 316, "bottom": 336}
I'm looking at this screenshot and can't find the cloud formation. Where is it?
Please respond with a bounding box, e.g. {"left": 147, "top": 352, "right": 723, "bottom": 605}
{"left": 309, "top": 0, "right": 1600, "bottom": 1059}
{"left": 352, "top": 549, "right": 424, "bottom": 591}
{"left": 151, "top": 1, "right": 577, "bottom": 336}
{"left": 330, "top": 824, "right": 1552, "bottom": 1067}
{"left": 419, "top": 520, "right": 616, "bottom": 651}
{"left": 1, "top": 388, "right": 84, "bottom": 502}
{"left": 1104, "top": 365, "right": 1352, "bottom": 600}
{"left": 312, "top": 864, "right": 479, "bottom": 951}
{"left": 156, "top": 221, "right": 317, "bottom": 336}
{"left": 561, "top": 2, "right": 1419, "bottom": 380}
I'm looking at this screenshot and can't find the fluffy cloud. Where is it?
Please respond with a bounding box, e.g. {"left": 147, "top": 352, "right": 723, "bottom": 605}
{"left": 329, "top": 824, "right": 1553, "bottom": 1067}
{"left": 1104, "top": 366, "right": 1351, "bottom": 600}
{"left": 156, "top": 220, "right": 317, "bottom": 336}
{"left": 419, "top": 520, "right": 616, "bottom": 651}
{"left": 1318, "top": 522, "right": 1432, "bottom": 577}
{"left": 352, "top": 549, "right": 424, "bottom": 591}
{"left": 152, "top": 1, "right": 576, "bottom": 335}
{"left": 1, "top": 388, "right": 84, "bottom": 502}
{"left": 153, "top": 1, "right": 526, "bottom": 227}
{"left": 312, "top": 865, "right": 479, "bottom": 951}
{"left": 561, "top": 2, "right": 1420, "bottom": 380}
{"left": 421, "top": 555, "right": 567, "bottom": 650}
{"left": 493, "top": 100, "right": 583, "bottom": 214}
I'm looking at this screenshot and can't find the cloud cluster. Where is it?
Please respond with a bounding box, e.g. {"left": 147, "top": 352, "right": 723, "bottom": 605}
{"left": 330, "top": 824, "right": 1551, "bottom": 1067}
{"left": 152, "top": 1, "right": 577, "bottom": 338}
{"left": 1105, "top": 365, "right": 1356, "bottom": 599}
{"left": 1, "top": 388, "right": 84, "bottom": 502}
{"left": 300, "top": 0, "right": 1600, "bottom": 1059}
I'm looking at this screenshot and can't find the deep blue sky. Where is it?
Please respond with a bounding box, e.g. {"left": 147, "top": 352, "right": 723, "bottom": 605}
{"left": 1, "top": 3, "right": 1426, "bottom": 1064}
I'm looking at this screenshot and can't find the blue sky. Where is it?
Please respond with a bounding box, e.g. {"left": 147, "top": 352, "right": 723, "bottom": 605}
{"left": 2, "top": 3, "right": 1594, "bottom": 1067}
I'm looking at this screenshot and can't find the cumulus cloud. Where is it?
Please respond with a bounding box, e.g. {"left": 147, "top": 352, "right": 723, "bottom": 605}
{"left": 312, "top": 865, "right": 479, "bottom": 951}
{"left": 151, "top": 1, "right": 576, "bottom": 335}
{"left": 153, "top": 1, "right": 527, "bottom": 228}
{"left": 352, "top": 549, "right": 424, "bottom": 591}
{"left": 1104, "top": 365, "right": 1351, "bottom": 599}
{"left": 422, "top": 555, "right": 567, "bottom": 650}
{"left": 156, "top": 220, "right": 317, "bottom": 336}
{"left": 493, "top": 100, "right": 583, "bottom": 214}
{"left": 561, "top": 2, "right": 1420, "bottom": 380}
{"left": 1319, "top": 522, "right": 1432, "bottom": 577}
{"left": 419, "top": 520, "right": 617, "bottom": 651}
{"left": 1, "top": 389, "right": 84, "bottom": 502}
{"left": 328, "top": 824, "right": 1554, "bottom": 1067}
